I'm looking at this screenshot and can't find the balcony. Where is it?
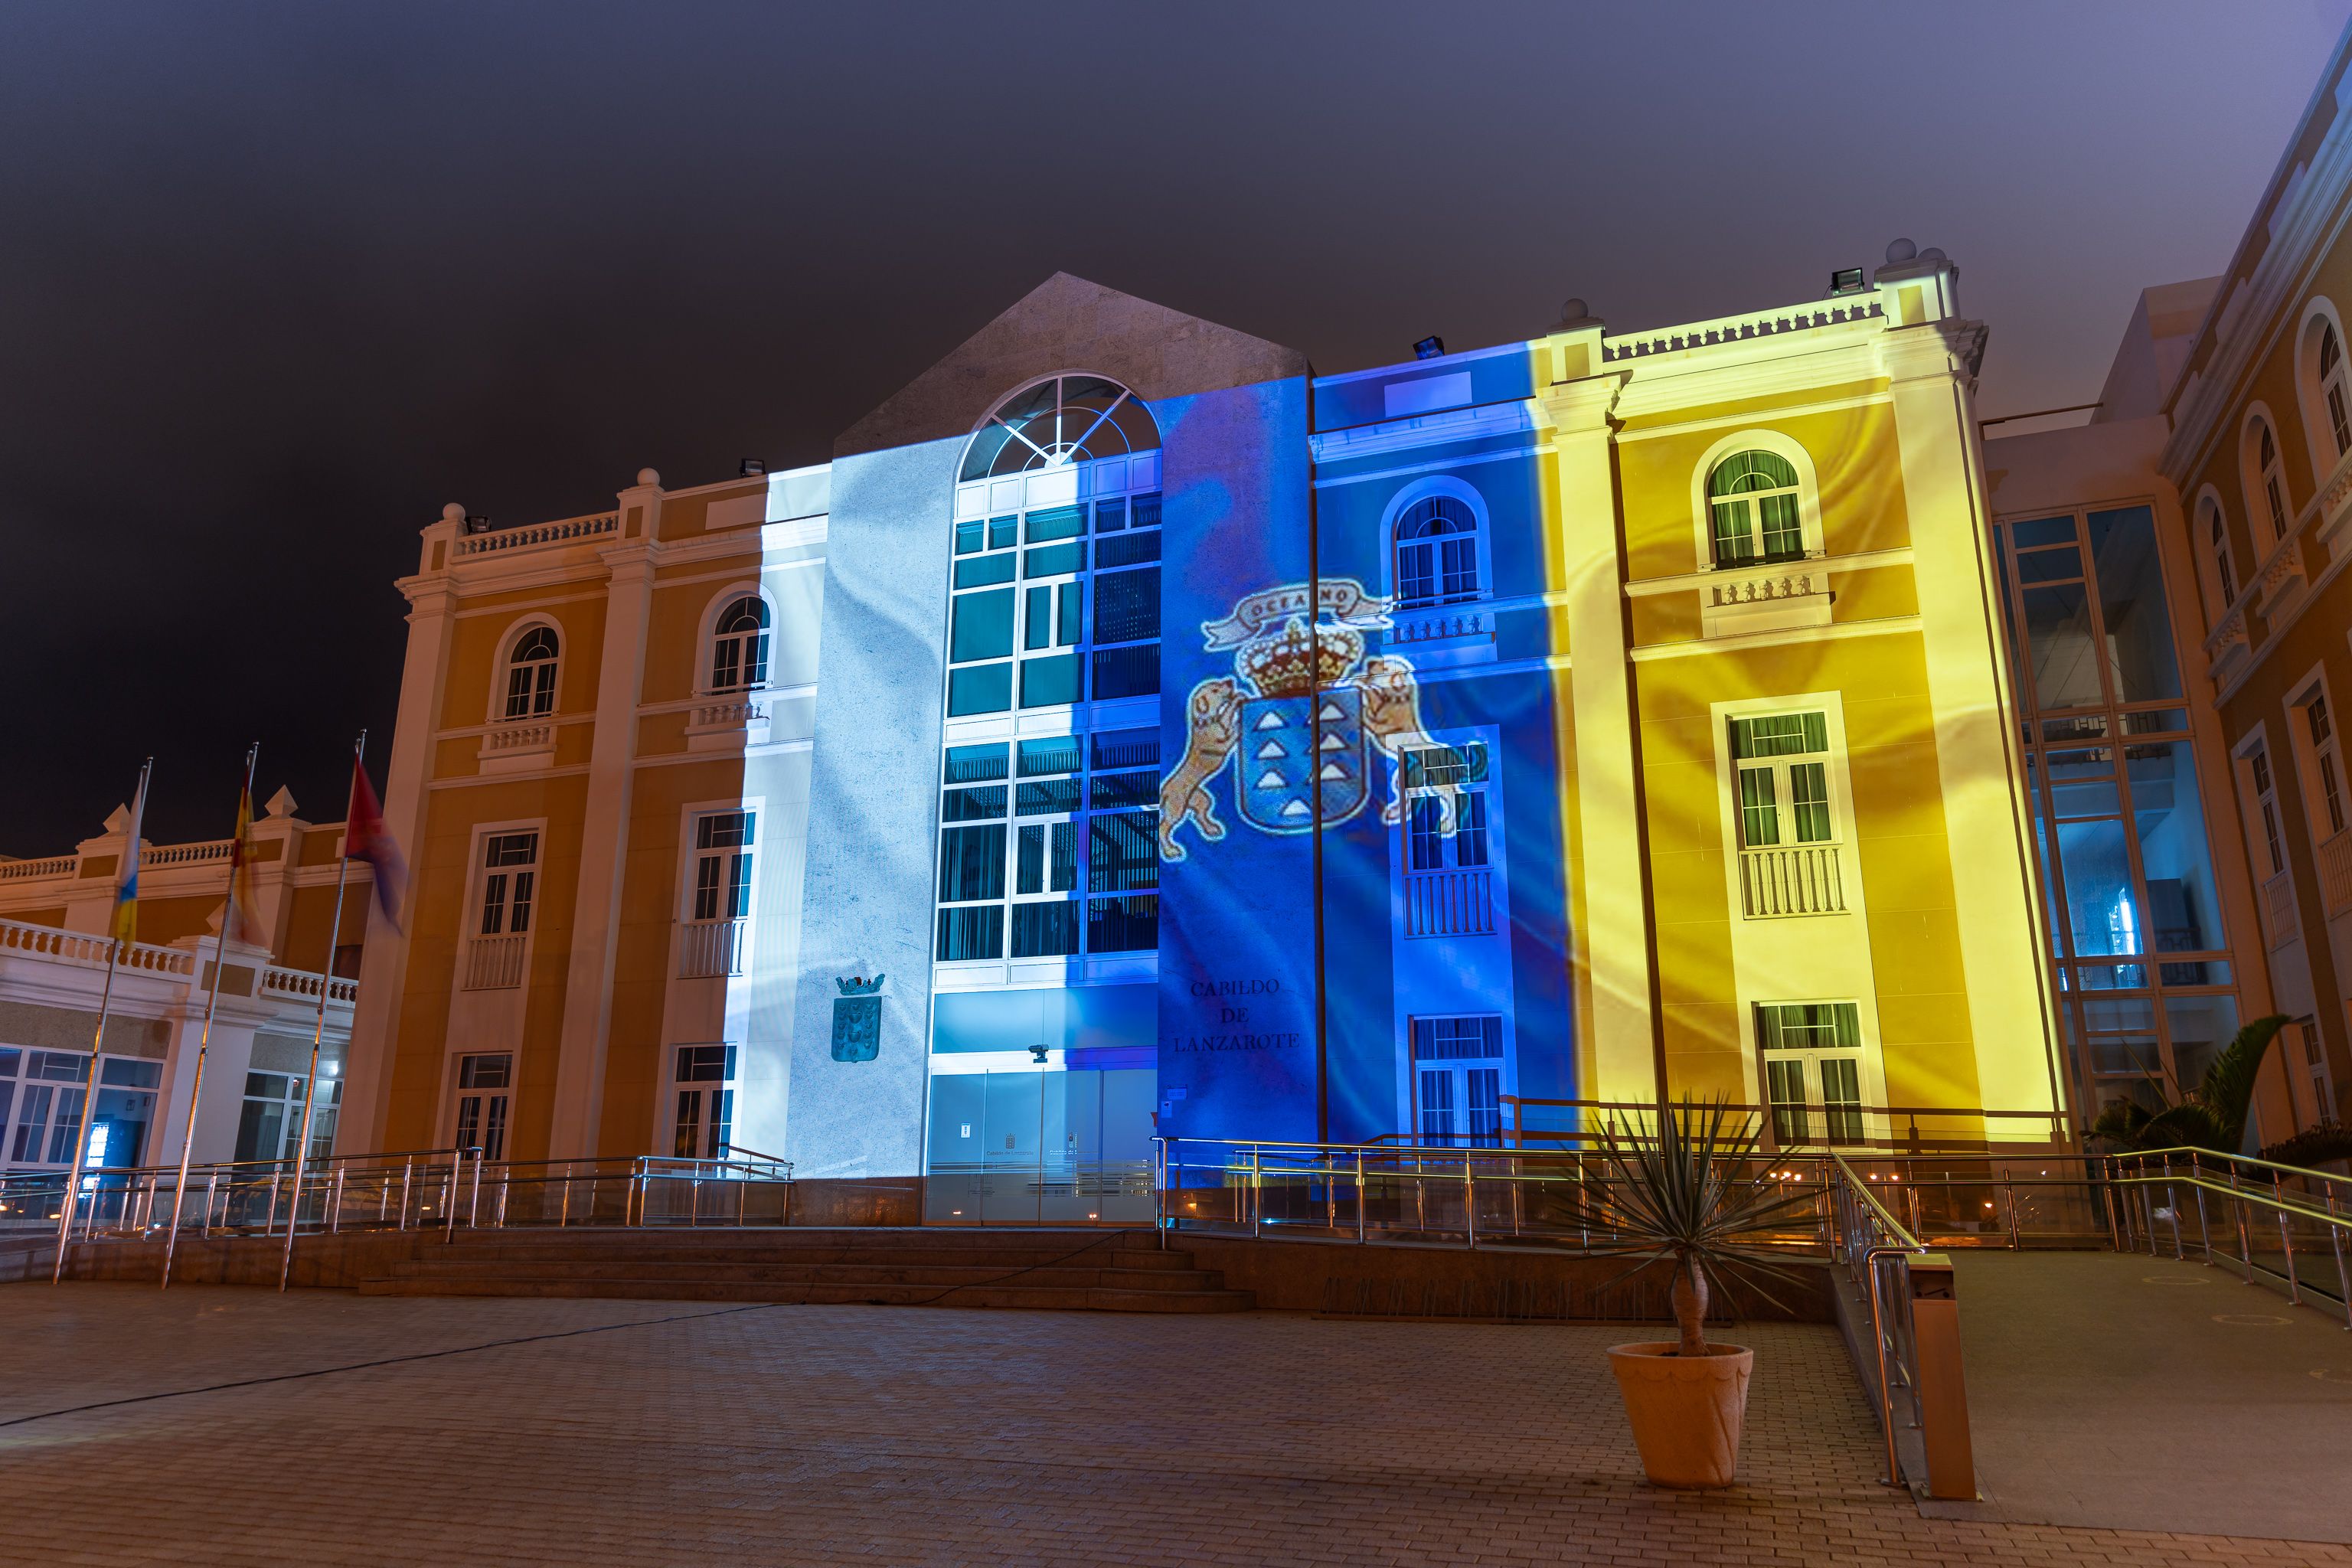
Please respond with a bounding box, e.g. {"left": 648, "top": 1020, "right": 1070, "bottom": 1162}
{"left": 2322, "top": 828, "right": 2352, "bottom": 921}
{"left": 463, "top": 933, "right": 527, "bottom": 990}
{"left": 1738, "top": 844, "right": 1846, "bottom": 919}
{"left": 1702, "top": 560, "right": 1831, "bottom": 639}
{"left": 1403, "top": 869, "right": 1496, "bottom": 938}
{"left": 680, "top": 919, "right": 746, "bottom": 979}
{"left": 684, "top": 699, "right": 770, "bottom": 753}
{"left": 480, "top": 720, "right": 556, "bottom": 773}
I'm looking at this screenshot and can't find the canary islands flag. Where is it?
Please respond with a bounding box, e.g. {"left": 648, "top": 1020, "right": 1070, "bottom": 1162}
{"left": 109, "top": 766, "right": 149, "bottom": 948}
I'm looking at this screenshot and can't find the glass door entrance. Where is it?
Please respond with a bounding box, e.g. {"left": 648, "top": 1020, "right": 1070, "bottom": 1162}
{"left": 448, "top": 1053, "right": 511, "bottom": 1161}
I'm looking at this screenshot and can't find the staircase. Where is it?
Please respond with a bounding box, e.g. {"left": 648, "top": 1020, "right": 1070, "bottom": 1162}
{"left": 357, "top": 1226, "right": 1253, "bottom": 1313}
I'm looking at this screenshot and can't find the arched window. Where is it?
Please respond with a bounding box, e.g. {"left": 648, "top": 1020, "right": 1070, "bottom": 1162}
{"left": 2246, "top": 415, "right": 2290, "bottom": 546}
{"left": 2202, "top": 497, "right": 2239, "bottom": 625}
{"left": 1706, "top": 450, "right": 1806, "bottom": 566}
{"left": 709, "top": 596, "right": 770, "bottom": 693}
{"left": 2319, "top": 322, "right": 2351, "bottom": 463}
{"left": 503, "top": 626, "right": 558, "bottom": 720}
{"left": 958, "top": 374, "right": 1161, "bottom": 482}
{"left": 1393, "top": 496, "right": 1482, "bottom": 609}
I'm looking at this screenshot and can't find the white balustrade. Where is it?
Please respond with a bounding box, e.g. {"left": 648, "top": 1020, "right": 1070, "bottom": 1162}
{"left": 2261, "top": 869, "right": 2299, "bottom": 951}
{"left": 453, "top": 511, "right": 619, "bottom": 559}
{"left": 260, "top": 965, "right": 360, "bottom": 1007}
{"left": 679, "top": 919, "right": 747, "bottom": 978}
{"left": 463, "top": 933, "right": 528, "bottom": 990}
{"left": 1403, "top": 870, "right": 1495, "bottom": 938}
{"left": 484, "top": 722, "right": 555, "bottom": 753}
{"left": 142, "top": 839, "right": 233, "bottom": 867}
{"left": 0, "top": 915, "right": 194, "bottom": 975}
{"left": 0, "top": 855, "right": 77, "bottom": 882}
{"left": 1602, "top": 297, "right": 1884, "bottom": 364}
{"left": 2322, "top": 828, "right": 2352, "bottom": 920}
{"left": 1739, "top": 844, "right": 1847, "bottom": 919}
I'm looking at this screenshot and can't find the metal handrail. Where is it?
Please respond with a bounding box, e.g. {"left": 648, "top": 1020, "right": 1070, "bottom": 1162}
{"left": 2100, "top": 1149, "right": 2352, "bottom": 1325}
{"left": 1827, "top": 1152, "right": 1928, "bottom": 1486}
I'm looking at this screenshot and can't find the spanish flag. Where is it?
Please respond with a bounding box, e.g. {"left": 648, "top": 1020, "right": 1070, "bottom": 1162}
{"left": 108, "top": 766, "right": 149, "bottom": 949}
{"left": 345, "top": 756, "right": 407, "bottom": 934}
{"left": 220, "top": 780, "right": 266, "bottom": 949}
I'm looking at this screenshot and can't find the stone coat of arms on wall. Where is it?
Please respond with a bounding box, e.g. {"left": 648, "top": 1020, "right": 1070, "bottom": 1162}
{"left": 831, "top": 973, "right": 885, "bottom": 1063}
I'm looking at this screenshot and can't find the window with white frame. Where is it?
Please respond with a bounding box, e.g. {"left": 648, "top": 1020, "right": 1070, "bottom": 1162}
{"left": 2319, "top": 321, "right": 2352, "bottom": 463}
{"left": 478, "top": 832, "right": 538, "bottom": 935}
{"left": 1402, "top": 743, "right": 1491, "bottom": 872}
{"left": 1410, "top": 1014, "right": 1504, "bottom": 1147}
{"left": 691, "top": 811, "right": 755, "bottom": 923}
{"left": 2248, "top": 416, "right": 2291, "bottom": 546}
{"left": 1706, "top": 450, "right": 1806, "bottom": 567}
{"left": 669, "top": 1044, "right": 736, "bottom": 1159}
{"left": 1730, "top": 713, "right": 1835, "bottom": 848}
{"left": 2301, "top": 691, "right": 2347, "bottom": 841}
{"left": 710, "top": 596, "right": 770, "bottom": 694}
{"left": 2204, "top": 499, "right": 2239, "bottom": 620}
{"left": 2248, "top": 743, "right": 2286, "bottom": 878}
{"left": 503, "top": 626, "right": 558, "bottom": 720}
{"left": 235, "top": 1071, "right": 340, "bottom": 1163}
{"left": 1756, "top": 1001, "right": 1864, "bottom": 1146}
{"left": 1393, "top": 496, "right": 1482, "bottom": 609}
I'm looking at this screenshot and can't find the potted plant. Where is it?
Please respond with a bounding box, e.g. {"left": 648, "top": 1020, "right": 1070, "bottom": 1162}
{"left": 1550, "top": 1095, "right": 1812, "bottom": 1488}
{"left": 2085, "top": 1014, "right": 2288, "bottom": 1154}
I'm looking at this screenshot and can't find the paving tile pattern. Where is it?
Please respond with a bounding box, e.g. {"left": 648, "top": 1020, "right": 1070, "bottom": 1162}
{"left": 0, "top": 1283, "right": 2343, "bottom": 1566}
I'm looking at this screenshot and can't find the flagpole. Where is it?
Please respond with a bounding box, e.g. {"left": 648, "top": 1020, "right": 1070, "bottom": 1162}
{"left": 279, "top": 733, "right": 363, "bottom": 1291}
{"left": 53, "top": 758, "right": 151, "bottom": 1284}
{"left": 160, "top": 742, "right": 258, "bottom": 1291}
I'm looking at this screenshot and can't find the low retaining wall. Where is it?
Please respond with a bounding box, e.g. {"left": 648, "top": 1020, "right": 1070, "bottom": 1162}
{"left": 1180, "top": 1233, "right": 1838, "bottom": 1322}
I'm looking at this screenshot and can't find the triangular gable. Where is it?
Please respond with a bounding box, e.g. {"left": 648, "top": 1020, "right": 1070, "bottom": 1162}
{"left": 837, "top": 272, "right": 1308, "bottom": 457}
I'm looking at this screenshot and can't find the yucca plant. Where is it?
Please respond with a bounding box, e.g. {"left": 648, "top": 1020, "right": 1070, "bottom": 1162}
{"left": 1548, "top": 1095, "right": 1818, "bottom": 1355}
{"left": 2085, "top": 1014, "right": 2288, "bottom": 1156}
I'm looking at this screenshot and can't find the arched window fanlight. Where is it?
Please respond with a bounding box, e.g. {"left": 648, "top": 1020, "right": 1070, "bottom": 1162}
{"left": 1707, "top": 450, "right": 1805, "bottom": 567}
{"left": 710, "top": 596, "right": 770, "bottom": 693}
{"left": 1394, "top": 496, "right": 1482, "bottom": 609}
{"left": 959, "top": 374, "right": 1161, "bottom": 482}
{"left": 504, "top": 626, "right": 559, "bottom": 720}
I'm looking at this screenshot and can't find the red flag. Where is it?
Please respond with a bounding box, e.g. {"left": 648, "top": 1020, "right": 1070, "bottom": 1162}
{"left": 345, "top": 760, "right": 407, "bottom": 933}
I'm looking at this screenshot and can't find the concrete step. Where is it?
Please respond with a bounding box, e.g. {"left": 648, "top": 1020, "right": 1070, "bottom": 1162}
{"left": 378, "top": 1258, "right": 1227, "bottom": 1291}
{"left": 420, "top": 1237, "right": 1194, "bottom": 1270}
{"left": 354, "top": 1275, "right": 1255, "bottom": 1312}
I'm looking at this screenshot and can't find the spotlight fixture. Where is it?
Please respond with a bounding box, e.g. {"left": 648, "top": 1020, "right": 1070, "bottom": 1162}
{"left": 740, "top": 459, "right": 767, "bottom": 477}
{"left": 1828, "top": 267, "right": 1866, "bottom": 296}
{"left": 1413, "top": 335, "right": 1446, "bottom": 360}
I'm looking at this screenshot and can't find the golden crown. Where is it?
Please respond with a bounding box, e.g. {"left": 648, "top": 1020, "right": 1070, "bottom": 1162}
{"left": 1240, "top": 617, "right": 1362, "bottom": 698}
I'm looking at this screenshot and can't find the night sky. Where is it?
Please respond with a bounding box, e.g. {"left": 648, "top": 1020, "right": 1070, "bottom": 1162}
{"left": 3, "top": 1, "right": 2345, "bottom": 853}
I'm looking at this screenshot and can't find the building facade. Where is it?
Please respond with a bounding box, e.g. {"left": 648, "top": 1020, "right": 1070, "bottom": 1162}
{"left": 0, "top": 792, "right": 367, "bottom": 1178}
{"left": 335, "top": 261, "right": 2064, "bottom": 1207}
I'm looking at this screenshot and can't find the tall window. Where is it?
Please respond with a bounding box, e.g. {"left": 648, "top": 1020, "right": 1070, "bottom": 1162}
{"left": 479, "top": 832, "right": 538, "bottom": 935}
{"left": 2249, "top": 744, "right": 2285, "bottom": 877}
{"left": 236, "top": 1071, "right": 339, "bottom": 1163}
{"left": 710, "top": 596, "right": 770, "bottom": 693}
{"left": 1410, "top": 1015, "right": 1504, "bottom": 1147}
{"left": 1756, "top": 1002, "right": 1864, "bottom": 1145}
{"left": 936, "top": 729, "right": 1160, "bottom": 962}
{"left": 2207, "top": 502, "right": 2239, "bottom": 619}
{"left": 2308, "top": 694, "right": 2347, "bottom": 840}
{"left": 691, "top": 811, "right": 755, "bottom": 922}
{"left": 504, "top": 626, "right": 558, "bottom": 720}
{"left": 947, "top": 490, "right": 1161, "bottom": 717}
{"left": 1994, "top": 505, "right": 2239, "bottom": 1120}
{"left": 670, "top": 1044, "right": 736, "bottom": 1159}
{"left": 1402, "top": 743, "right": 1491, "bottom": 871}
{"left": 1393, "top": 496, "right": 1481, "bottom": 609}
{"left": 2320, "top": 322, "right": 2352, "bottom": 462}
{"left": 1706, "top": 450, "right": 1805, "bottom": 567}
{"left": 2249, "top": 417, "right": 2290, "bottom": 546}
{"left": 1730, "top": 713, "right": 1834, "bottom": 848}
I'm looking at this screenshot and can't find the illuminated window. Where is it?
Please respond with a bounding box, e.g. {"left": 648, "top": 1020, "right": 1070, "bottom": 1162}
{"left": 1756, "top": 1002, "right": 1864, "bottom": 1145}
{"left": 709, "top": 596, "right": 770, "bottom": 693}
{"left": 1393, "top": 496, "right": 1482, "bottom": 609}
{"left": 1410, "top": 1015, "right": 1504, "bottom": 1148}
{"left": 1707, "top": 450, "right": 1805, "bottom": 567}
{"left": 503, "top": 626, "right": 559, "bottom": 720}
{"left": 1730, "top": 713, "right": 1834, "bottom": 848}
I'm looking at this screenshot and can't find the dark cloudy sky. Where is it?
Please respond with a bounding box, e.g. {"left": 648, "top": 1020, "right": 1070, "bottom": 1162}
{"left": 2, "top": 1, "right": 2345, "bottom": 853}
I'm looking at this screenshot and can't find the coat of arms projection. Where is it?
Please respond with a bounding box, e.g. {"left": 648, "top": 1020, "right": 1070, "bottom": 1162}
{"left": 1160, "top": 579, "right": 1458, "bottom": 859}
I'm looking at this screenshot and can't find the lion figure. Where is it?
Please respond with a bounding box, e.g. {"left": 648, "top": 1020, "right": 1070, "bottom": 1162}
{"left": 1358, "top": 655, "right": 1458, "bottom": 829}
{"left": 1158, "top": 678, "right": 1240, "bottom": 859}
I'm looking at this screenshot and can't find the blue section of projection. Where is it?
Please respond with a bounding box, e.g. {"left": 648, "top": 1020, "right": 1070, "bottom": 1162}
{"left": 934, "top": 985, "right": 1155, "bottom": 1068}
{"left": 1309, "top": 385, "right": 1576, "bottom": 1147}
{"left": 1155, "top": 377, "right": 1321, "bottom": 1143}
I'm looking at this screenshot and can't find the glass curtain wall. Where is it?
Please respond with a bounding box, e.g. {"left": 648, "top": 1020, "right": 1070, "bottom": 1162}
{"left": 1994, "top": 505, "right": 2240, "bottom": 1119}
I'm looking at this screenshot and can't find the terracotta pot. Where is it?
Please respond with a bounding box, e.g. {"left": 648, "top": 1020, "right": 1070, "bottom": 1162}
{"left": 1606, "top": 1341, "right": 1754, "bottom": 1488}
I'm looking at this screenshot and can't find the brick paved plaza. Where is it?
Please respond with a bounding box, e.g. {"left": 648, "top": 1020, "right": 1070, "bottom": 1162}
{"left": 0, "top": 1283, "right": 2343, "bottom": 1567}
